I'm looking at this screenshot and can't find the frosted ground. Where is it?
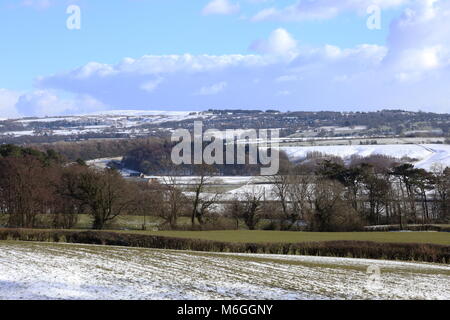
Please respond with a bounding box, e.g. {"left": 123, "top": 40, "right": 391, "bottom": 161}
{"left": 0, "top": 242, "right": 449, "bottom": 300}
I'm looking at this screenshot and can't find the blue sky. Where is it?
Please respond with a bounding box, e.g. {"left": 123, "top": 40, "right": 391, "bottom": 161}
{"left": 1, "top": 0, "right": 450, "bottom": 117}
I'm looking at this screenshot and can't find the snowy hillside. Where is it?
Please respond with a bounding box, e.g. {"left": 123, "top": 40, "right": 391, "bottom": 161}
{"left": 1, "top": 110, "right": 212, "bottom": 138}
{"left": 280, "top": 144, "right": 450, "bottom": 171}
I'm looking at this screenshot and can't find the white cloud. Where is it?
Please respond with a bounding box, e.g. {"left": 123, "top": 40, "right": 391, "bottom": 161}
{"left": 195, "top": 82, "right": 228, "bottom": 96}
{"left": 34, "top": 41, "right": 390, "bottom": 111}
{"left": 202, "top": 0, "right": 240, "bottom": 15}
{"left": 72, "top": 62, "right": 116, "bottom": 79}
{"left": 0, "top": 88, "right": 107, "bottom": 119}
{"left": 15, "top": 90, "right": 106, "bottom": 117}
{"left": 251, "top": 0, "right": 410, "bottom": 22}
{"left": 19, "top": 1, "right": 450, "bottom": 114}
{"left": 0, "top": 89, "right": 21, "bottom": 118}
{"left": 20, "top": 0, "right": 52, "bottom": 10}
{"left": 383, "top": 0, "right": 450, "bottom": 79}
{"left": 275, "top": 75, "right": 299, "bottom": 83}
{"left": 96, "top": 54, "right": 267, "bottom": 75}
{"left": 140, "top": 78, "right": 164, "bottom": 93}
{"left": 250, "top": 28, "right": 298, "bottom": 59}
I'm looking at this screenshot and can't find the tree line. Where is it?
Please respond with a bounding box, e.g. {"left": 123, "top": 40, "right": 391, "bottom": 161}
{"left": 0, "top": 144, "right": 449, "bottom": 232}
{"left": 0, "top": 144, "right": 154, "bottom": 230}
{"left": 265, "top": 158, "right": 450, "bottom": 231}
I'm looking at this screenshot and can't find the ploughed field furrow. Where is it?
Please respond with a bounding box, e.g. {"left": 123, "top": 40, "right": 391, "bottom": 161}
{"left": 0, "top": 242, "right": 449, "bottom": 300}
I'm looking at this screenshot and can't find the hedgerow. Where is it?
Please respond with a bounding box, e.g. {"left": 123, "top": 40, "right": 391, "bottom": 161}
{"left": 1, "top": 228, "right": 449, "bottom": 263}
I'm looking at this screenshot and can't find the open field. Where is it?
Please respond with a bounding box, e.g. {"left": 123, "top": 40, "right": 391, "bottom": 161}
{"left": 123, "top": 230, "right": 450, "bottom": 246}
{"left": 0, "top": 241, "right": 449, "bottom": 300}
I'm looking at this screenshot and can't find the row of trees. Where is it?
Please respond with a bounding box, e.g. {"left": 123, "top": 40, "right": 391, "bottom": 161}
{"left": 0, "top": 145, "right": 203, "bottom": 230}
{"left": 170, "top": 155, "right": 450, "bottom": 232}
{"left": 1, "top": 145, "right": 449, "bottom": 231}
{"left": 0, "top": 145, "right": 147, "bottom": 229}
{"left": 266, "top": 158, "right": 450, "bottom": 231}
{"left": 150, "top": 158, "right": 450, "bottom": 231}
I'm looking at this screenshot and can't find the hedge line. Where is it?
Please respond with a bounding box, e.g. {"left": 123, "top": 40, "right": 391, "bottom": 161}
{"left": 0, "top": 228, "right": 449, "bottom": 264}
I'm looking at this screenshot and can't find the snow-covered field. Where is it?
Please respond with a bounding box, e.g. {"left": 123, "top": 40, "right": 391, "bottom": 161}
{"left": 222, "top": 183, "right": 278, "bottom": 201}
{"left": 281, "top": 144, "right": 450, "bottom": 171}
{"left": 1, "top": 111, "right": 213, "bottom": 138}
{"left": 0, "top": 241, "right": 449, "bottom": 300}
{"left": 142, "top": 175, "right": 265, "bottom": 185}
{"left": 86, "top": 157, "right": 123, "bottom": 169}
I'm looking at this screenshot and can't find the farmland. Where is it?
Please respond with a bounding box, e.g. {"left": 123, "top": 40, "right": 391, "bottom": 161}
{"left": 2, "top": 114, "right": 450, "bottom": 302}
{"left": 0, "top": 241, "right": 449, "bottom": 300}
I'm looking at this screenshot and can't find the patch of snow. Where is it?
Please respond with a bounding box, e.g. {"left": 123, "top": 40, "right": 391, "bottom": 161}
{"left": 280, "top": 144, "right": 450, "bottom": 171}
{"left": 0, "top": 242, "right": 449, "bottom": 300}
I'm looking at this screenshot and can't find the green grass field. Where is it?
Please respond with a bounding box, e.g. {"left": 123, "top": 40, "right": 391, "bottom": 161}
{"left": 1, "top": 214, "right": 449, "bottom": 246}
{"left": 121, "top": 230, "right": 450, "bottom": 245}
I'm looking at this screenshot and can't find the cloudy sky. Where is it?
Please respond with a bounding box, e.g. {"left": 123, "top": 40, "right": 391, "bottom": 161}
{"left": 0, "top": 0, "right": 449, "bottom": 117}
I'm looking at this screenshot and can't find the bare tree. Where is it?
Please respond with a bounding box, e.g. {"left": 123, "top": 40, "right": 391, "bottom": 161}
{"left": 189, "top": 165, "right": 220, "bottom": 226}
{"left": 225, "top": 197, "right": 243, "bottom": 230}
{"left": 159, "top": 174, "right": 188, "bottom": 229}
{"left": 241, "top": 187, "right": 264, "bottom": 230}
{"left": 132, "top": 180, "right": 164, "bottom": 230}
{"left": 63, "top": 167, "right": 136, "bottom": 230}
{"left": 0, "top": 156, "right": 55, "bottom": 228}
{"left": 271, "top": 172, "right": 314, "bottom": 229}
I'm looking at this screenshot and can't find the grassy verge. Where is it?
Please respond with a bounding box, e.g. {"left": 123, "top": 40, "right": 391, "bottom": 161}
{"left": 0, "top": 228, "right": 448, "bottom": 263}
